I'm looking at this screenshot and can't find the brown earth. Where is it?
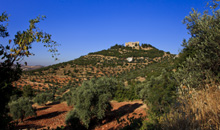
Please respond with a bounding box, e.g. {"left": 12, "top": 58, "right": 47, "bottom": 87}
{"left": 16, "top": 100, "right": 147, "bottom": 130}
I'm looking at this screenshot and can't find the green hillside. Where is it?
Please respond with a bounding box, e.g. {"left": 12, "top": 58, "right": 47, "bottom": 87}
{"left": 19, "top": 43, "right": 174, "bottom": 96}
{"left": 26, "top": 43, "right": 172, "bottom": 73}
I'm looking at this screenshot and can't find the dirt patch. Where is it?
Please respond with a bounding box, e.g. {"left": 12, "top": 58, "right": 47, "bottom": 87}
{"left": 94, "top": 100, "right": 147, "bottom": 130}
{"left": 16, "top": 100, "right": 147, "bottom": 130}
{"left": 16, "top": 102, "right": 72, "bottom": 129}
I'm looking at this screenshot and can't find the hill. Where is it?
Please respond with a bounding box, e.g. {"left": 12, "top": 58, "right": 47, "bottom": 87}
{"left": 14, "top": 43, "right": 174, "bottom": 92}
{"left": 11, "top": 43, "right": 176, "bottom": 129}
{"left": 21, "top": 65, "right": 44, "bottom": 71}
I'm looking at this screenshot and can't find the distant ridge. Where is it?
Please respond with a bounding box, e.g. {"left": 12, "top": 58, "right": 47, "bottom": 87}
{"left": 21, "top": 65, "right": 44, "bottom": 71}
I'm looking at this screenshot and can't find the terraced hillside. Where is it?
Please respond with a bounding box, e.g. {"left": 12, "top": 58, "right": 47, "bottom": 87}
{"left": 11, "top": 43, "right": 176, "bottom": 129}
{"left": 14, "top": 44, "right": 174, "bottom": 93}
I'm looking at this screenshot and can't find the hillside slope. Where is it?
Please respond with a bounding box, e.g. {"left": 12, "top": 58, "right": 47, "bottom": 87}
{"left": 14, "top": 44, "right": 174, "bottom": 92}
{"left": 12, "top": 43, "right": 176, "bottom": 129}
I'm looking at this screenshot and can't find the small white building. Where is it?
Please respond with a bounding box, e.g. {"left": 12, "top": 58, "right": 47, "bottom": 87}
{"left": 126, "top": 57, "right": 133, "bottom": 62}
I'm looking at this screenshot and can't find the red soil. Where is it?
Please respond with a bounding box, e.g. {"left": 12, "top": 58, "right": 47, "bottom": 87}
{"left": 16, "top": 102, "right": 72, "bottom": 129}
{"left": 16, "top": 100, "right": 147, "bottom": 130}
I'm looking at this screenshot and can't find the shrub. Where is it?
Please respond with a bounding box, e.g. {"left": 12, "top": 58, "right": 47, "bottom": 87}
{"left": 140, "top": 69, "right": 177, "bottom": 116}
{"left": 175, "top": 1, "right": 220, "bottom": 89}
{"left": 34, "top": 92, "right": 53, "bottom": 105}
{"left": 22, "top": 85, "right": 34, "bottom": 98}
{"left": 158, "top": 1, "right": 220, "bottom": 129}
{"left": 8, "top": 97, "right": 36, "bottom": 122}
{"left": 113, "top": 82, "right": 141, "bottom": 101}
{"left": 65, "top": 77, "right": 118, "bottom": 128}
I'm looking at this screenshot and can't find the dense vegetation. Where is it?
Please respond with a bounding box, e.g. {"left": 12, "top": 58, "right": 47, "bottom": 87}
{"left": 65, "top": 77, "right": 118, "bottom": 128}
{"left": 24, "top": 43, "right": 167, "bottom": 75}
{"left": 8, "top": 97, "right": 36, "bottom": 122}
{"left": 137, "top": 1, "right": 220, "bottom": 129}
{"left": 89, "top": 44, "right": 165, "bottom": 58}
{"left": 34, "top": 92, "right": 54, "bottom": 105}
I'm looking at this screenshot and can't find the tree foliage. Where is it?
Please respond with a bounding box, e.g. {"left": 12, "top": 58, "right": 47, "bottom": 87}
{"left": 89, "top": 44, "right": 164, "bottom": 58}
{"left": 34, "top": 92, "right": 54, "bottom": 105}
{"left": 8, "top": 97, "right": 36, "bottom": 122}
{"left": 152, "top": 2, "right": 220, "bottom": 129}
{"left": 0, "top": 12, "right": 58, "bottom": 128}
{"left": 22, "top": 85, "right": 34, "bottom": 98}
{"left": 114, "top": 80, "right": 140, "bottom": 101}
{"left": 140, "top": 69, "right": 176, "bottom": 116}
{"left": 175, "top": 0, "right": 220, "bottom": 89}
{"left": 65, "top": 77, "right": 118, "bottom": 128}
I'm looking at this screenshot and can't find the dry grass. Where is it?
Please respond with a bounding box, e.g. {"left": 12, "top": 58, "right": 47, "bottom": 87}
{"left": 160, "top": 85, "right": 220, "bottom": 130}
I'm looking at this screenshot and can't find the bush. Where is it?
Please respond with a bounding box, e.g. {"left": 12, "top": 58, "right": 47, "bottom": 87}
{"left": 65, "top": 77, "right": 118, "bottom": 128}
{"left": 157, "top": 1, "right": 220, "bottom": 129}
{"left": 175, "top": 1, "right": 220, "bottom": 89}
{"left": 140, "top": 69, "right": 176, "bottom": 116}
{"left": 8, "top": 97, "right": 36, "bottom": 122}
{"left": 34, "top": 92, "right": 54, "bottom": 105}
{"left": 22, "top": 85, "right": 34, "bottom": 98}
{"left": 113, "top": 82, "right": 141, "bottom": 101}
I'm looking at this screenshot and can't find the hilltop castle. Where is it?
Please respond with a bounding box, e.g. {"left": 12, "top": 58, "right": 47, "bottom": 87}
{"left": 125, "top": 41, "right": 140, "bottom": 49}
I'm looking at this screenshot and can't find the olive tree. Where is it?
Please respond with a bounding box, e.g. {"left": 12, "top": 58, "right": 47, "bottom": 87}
{"left": 22, "top": 85, "right": 34, "bottom": 98}
{"left": 34, "top": 92, "right": 54, "bottom": 105}
{"left": 65, "top": 77, "right": 118, "bottom": 128}
{"left": 175, "top": 0, "right": 220, "bottom": 89}
{"left": 8, "top": 97, "right": 36, "bottom": 122}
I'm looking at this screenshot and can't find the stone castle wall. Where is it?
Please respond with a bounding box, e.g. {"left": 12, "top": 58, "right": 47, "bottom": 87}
{"left": 125, "top": 41, "right": 139, "bottom": 48}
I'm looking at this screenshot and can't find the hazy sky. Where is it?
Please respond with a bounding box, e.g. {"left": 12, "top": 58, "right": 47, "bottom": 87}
{"left": 1, "top": 0, "right": 208, "bottom": 66}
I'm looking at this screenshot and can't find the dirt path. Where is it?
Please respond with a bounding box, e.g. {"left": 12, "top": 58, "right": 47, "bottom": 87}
{"left": 16, "top": 100, "right": 147, "bottom": 130}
